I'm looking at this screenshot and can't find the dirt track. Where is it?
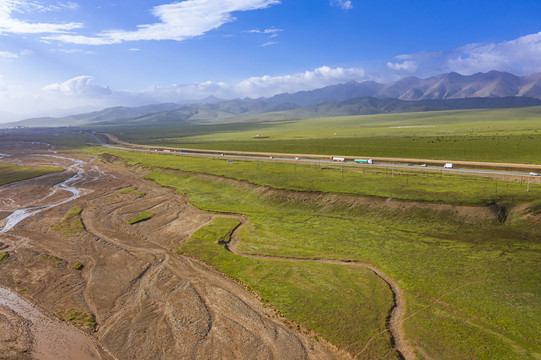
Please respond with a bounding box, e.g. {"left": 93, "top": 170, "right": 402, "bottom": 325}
{"left": 0, "top": 148, "right": 348, "bottom": 360}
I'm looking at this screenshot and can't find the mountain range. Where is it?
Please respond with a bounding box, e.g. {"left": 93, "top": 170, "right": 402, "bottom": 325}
{"left": 263, "top": 71, "right": 541, "bottom": 106}
{"left": 4, "top": 70, "right": 541, "bottom": 128}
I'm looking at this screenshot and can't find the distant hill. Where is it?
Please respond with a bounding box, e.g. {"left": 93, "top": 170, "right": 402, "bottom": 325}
{"left": 4, "top": 100, "right": 300, "bottom": 128}
{"left": 235, "top": 96, "right": 541, "bottom": 122}
{"left": 6, "top": 103, "right": 184, "bottom": 128}
{"left": 264, "top": 71, "right": 541, "bottom": 106}
{"left": 4, "top": 70, "right": 541, "bottom": 128}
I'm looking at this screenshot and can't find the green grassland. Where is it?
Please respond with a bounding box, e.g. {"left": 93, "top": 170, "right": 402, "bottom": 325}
{"left": 85, "top": 148, "right": 541, "bottom": 206}
{"left": 87, "top": 148, "right": 541, "bottom": 359}
{"left": 149, "top": 168, "right": 541, "bottom": 360}
{"left": 108, "top": 107, "right": 541, "bottom": 163}
{"left": 0, "top": 163, "right": 63, "bottom": 186}
{"left": 178, "top": 217, "right": 397, "bottom": 359}
{"left": 0, "top": 130, "right": 99, "bottom": 148}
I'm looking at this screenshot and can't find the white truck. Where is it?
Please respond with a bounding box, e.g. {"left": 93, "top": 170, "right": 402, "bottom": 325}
{"left": 443, "top": 163, "right": 453, "bottom": 169}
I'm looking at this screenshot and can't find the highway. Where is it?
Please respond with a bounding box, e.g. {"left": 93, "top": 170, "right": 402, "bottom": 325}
{"left": 90, "top": 133, "right": 540, "bottom": 181}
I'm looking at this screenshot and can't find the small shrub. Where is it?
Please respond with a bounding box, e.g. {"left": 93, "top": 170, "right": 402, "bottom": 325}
{"left": 73, "top": 262, "right": 84, "bottom": 270}
{"left": 57, "top": 309, "right": 96, "bottom": 329}
{"left": 127, "top": 210, "right": 154, "bottom": 225}
{"left": 51, "top": 206, "right": 85, "bottom": 235}
{"left": 0, "top": 252, "right": 9, "bottom": 261}
{"left": 118, "top": 187, "right": 145, "bottom": 196}
{"left": 41, "top": 255, "right": 65, "bottom": 269}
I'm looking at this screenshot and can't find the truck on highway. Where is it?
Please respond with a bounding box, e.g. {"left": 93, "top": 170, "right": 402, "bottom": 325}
{"left": 330, "top": 157, "right": 345, "bottom": 162}
{"left": 354, "top": 159, "right": 373, "bottom": 164}
{"left": 443, "top": 163, "right": 453, "bottom": 169}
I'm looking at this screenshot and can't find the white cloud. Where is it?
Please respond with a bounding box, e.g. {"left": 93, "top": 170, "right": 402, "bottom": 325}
{"left": 386, "top": 60, "right": 418, "bottom": 72}
{"left": 46, "top": 0, "right": 281, "bottom": 45}
{"left": 247, "top": 28, "right": 283, "bottom": 35}
{"left": 0, "top": 0, "right": 83, "bottom": 35}
{"left": 54, "top": 48, "right": 95, "bottom": 55}
{"left": 43, "top": 76, "right": 111, "bottom": 97}
{"left": 232, "top": 65, "right": 366, "bottom": 97}
{"left": 0, "top": 66, "right": 368, "bottom": 118}
{"left": 330, "top": 0, "right": 352, "bottom": 10}
{"left": 0, "top": 75, "right": 117, "bottom": 121}
{"left": 258, "top": 41, "right": 278, "bottom": 47}
{"left": 122, "top": 65, "right": 368, "bottom": 102}
{"left": 389, "top": 31, "right": 541, "bottom": 77}
{"left": 0, "top": 48, "right": 33, "bottom": 58}
{"left": 0, "top": 50, "right": 18, "bottom": 58}
{"left": 447, "top": 32, "right": 541, "bottom": 75}
{"left": 248, "top": 27, "right": 283, "bottom": 40}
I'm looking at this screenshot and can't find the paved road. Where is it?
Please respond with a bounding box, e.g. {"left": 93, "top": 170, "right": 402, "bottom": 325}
{"left": 90, "top": 133, "right": 540, "bottom": 180}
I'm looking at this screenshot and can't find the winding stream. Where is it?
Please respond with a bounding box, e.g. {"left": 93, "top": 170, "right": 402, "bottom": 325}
{"left": 0, "top": 156, "right": 105, "bottom": 359}
{"left": 0, "top": 156, "right": 85, "bottom": 234}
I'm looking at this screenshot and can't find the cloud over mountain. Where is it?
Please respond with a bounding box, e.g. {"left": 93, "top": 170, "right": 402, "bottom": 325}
{"left": 43, "top": 76, "right": 112, "bottom": 97}
{"left": 389, "top": 32, "right": 541, "bottom": 78}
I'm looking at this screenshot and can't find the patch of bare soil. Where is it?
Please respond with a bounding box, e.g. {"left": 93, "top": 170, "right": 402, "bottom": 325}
{"left": 0, "top": 305, "right": 33, "bottom": 359}
{"left": 0, "top": 149, "right": 347, "bottom": 360}
{"left": 0, "top": 287, "right": 105, "bottom": 360}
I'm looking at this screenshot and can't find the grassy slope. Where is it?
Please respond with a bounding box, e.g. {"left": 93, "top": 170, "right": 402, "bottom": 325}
{"left": 179, "top": 217, "right": 396, "bottom": 359}
{"left": 109, "top": 107, "right": 541, "bottom": 163}
{"left": 86, "top": 148, "right": 541, "bottom": 206}
{"left": 79, "top": 146, "right": 540, "bottom": 359}
{"left": 147, "top": 168, "right": 540, "bottom": 360}
{"left": 0, "top": 163, "right": 63, "bottom": 186}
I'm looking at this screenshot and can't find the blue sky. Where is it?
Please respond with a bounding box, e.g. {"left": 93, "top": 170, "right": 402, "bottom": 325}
{"left": 1, "top": 0, "right": 541, "bottom": 120}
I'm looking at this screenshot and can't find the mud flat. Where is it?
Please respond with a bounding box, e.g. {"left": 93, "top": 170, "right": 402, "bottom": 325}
{"left": 0, "top": 287, "right": 105, "bottom": 360}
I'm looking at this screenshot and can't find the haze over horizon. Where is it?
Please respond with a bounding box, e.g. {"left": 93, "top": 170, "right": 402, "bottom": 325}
{"left": 1, "top": 0, "right": 541, "bottom": 121}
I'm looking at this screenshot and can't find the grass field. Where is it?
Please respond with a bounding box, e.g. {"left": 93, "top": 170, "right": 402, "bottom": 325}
{"left": 107, "top": 107, "right": 541, "bottom": 163}
{"left": 0, "top": 130, "right": 98, "bottom": 148}
{"left": 178, "top": 217, "right": 397, "bottom": 359}
{"left": 150, "top": 168, "right": 541, "bottom": 360}
{"left": 0, "top": 163, "right": 63, "bottom": 186}
{"left": 89, "top": 147, "right": 541, "bottom": 359}
{"left": 85, "top": 148, "right": 541, "bottom": 206}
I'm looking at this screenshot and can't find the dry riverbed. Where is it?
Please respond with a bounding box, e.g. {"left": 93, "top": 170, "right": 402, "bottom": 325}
{"left": 0, "top": 146, "right": 346, "bottom": 359}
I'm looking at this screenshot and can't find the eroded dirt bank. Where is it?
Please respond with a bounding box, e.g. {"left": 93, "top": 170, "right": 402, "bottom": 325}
{"left": 0, "top": 286, "right": 105, "bottom": 360}
{"left": 0, "top": 149, "right": 347, "bottom": 360}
